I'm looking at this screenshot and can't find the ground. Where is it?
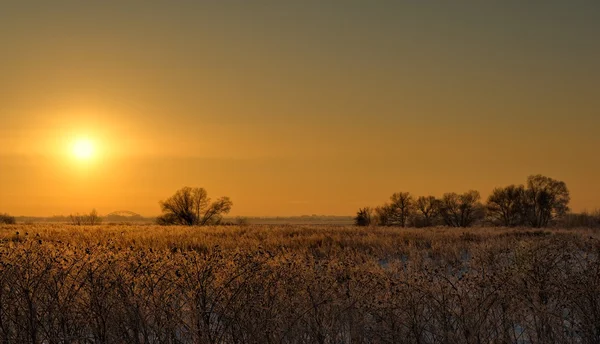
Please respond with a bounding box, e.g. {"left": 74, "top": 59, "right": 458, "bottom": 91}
{"left": 0, "top": 224, "right": 598, "bottom": 343}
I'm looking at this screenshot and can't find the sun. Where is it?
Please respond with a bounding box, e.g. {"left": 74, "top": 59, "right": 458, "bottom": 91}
{"left": 72, "top": 138, "right": 95, "bottom": 160}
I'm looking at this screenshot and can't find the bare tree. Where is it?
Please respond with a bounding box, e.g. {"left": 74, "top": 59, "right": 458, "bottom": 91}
{"left": 199, "top": 196, "right": 234, "bottom": 225}
{"left": 374, "top": 205, "right": 391, "bottom": 226}
{"left": 415, "top": 196, "right": 441, "bottom": 227}
{"left": 88, "top": 209, "right": 102, "bottom": 225}
{"left": 157, "top": 187, "right": 232, "bottom": 226}
{"left": 486, "top": 185, "right": 526, "bottom": 227}
{"left": 523, "top": 175, "right": 570, "bottom": 228}
{"left": 439, "top": 190, "right": 484, "bottom": 227}
{"left": 387, "top": 192, "right": 415, "bottom": 227}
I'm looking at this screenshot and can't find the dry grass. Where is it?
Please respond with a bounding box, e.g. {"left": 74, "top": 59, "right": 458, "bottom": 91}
{"left": 0, "top": 224, "right": 599, "bottom": 343}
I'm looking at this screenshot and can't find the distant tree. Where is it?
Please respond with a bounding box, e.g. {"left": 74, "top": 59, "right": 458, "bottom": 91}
{"left": 387, "top": 192, "right": 415, "bottom": 227}
{"left": 559, "top": 210, "right": 600, "bottom": 229}
{"left": 486, "top": 185, "right": 526, "bottom": 227}
{"left": 88, "top": 209, "right": 102, "bottom": 225}
{"left": 374, "top": 205, "right": 391, "bottom": 226}
{"left": 354, "top": 207, "right": 373, "bottom": 226}
{"left": 201, "top": 197, "right": 234, "bottom": 225}
{"left": 70, "top": 209, "right": 102, "bottom": 226}
{"left": 157, "top": 187, "right": 233, "bottom": 226}
{"left": 523, "top": 174, "right": 570, "bottom": 227}
{"left": 415, "top": 196, "right": 441, "bottom": 227}
{"left": 439, "top": 190, "right": 484, "bottom": 227}
{"left": 0, "top": 213, "right": 16, "bottom": 224}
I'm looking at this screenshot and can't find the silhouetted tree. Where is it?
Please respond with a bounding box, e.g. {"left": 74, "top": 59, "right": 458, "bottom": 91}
{"left": 523, "top": 175, "right": 570, "bottom": 228}
{"left": 415, "top": 196, "right": 441, "bottom": 227}
{"left": 439, "top": 190, "right": 484, "bottom": 227}
{"left": 157, "top": 187, "right": 232, "bottom": 226}
{"left": 387, "top": 192, "right": 415, "bottom": 227}
{"left": 354, "top": 207, "right": 373, "bottom": 226}
{"left": 374, "top": 205, "right": 391, "bottom": 226}
{"left": 486, "top": 185, "right": 526, "bottom": 227}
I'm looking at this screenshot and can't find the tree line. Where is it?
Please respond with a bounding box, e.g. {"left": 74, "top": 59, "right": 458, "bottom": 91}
{"left": 2, "top": 175, "right": 596, "bottom": 228}
{"left": 355, "top": 174, "right": 574, "bottom": 228}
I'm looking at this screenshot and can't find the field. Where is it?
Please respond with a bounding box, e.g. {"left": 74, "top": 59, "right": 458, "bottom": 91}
{"left": 0, "top": 224, "right": 599, "bottom": 344}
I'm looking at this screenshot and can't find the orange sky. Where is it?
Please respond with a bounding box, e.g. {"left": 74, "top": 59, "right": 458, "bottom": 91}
{"left": 1, "top": 2, "right": 599, "bottom": 216}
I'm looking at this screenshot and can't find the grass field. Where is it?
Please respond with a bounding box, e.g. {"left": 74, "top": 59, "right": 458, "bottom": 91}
{"left": 0, "top": 224, "right": 599, "bottom": 343}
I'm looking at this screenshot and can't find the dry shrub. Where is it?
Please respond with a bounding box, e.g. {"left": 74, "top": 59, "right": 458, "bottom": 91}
{"left": 0, "top": 224, "right": 598, "bottom": 343}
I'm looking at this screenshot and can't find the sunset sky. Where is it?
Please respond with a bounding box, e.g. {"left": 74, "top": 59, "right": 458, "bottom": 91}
{"left": 1, "top": 1, "right": 599, "bottom": 216}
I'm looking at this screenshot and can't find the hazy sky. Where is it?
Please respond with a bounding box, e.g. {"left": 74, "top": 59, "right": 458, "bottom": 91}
{"left": 1, "top": 1, "right": 599, "bottom": 216}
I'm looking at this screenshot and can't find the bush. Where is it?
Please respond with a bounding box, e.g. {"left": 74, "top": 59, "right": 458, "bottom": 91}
{"left": 354, "top": 207, "right": 373, "bottom": 226}
{"left": 70, "top": 209, "right": 102, "bottom": 225}
{"left": 235, "top": 217, "right": 250, "bottom": 226}
{"left": 0, "top": 213, "right": 16, "bottom": 224}
{"left": 558, "top": 210, "right": 600, "bottom": 228}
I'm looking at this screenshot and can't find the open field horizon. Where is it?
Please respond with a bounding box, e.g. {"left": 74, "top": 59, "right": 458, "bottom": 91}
{"left": 9, "top": 215, "right": 357, "bottom": 226}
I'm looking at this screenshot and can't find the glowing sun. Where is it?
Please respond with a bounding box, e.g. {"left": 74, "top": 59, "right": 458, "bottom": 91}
{"left": 72, "top": 138, "right": 95, "bottom": 160}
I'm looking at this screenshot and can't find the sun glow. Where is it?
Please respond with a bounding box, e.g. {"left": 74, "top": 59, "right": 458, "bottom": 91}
{"left": 72, "top": 138, "right": 95, "bottom": 160}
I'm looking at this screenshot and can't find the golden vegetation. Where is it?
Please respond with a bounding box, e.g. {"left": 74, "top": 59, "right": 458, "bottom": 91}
{"left": 0, "top": 224, "right": 599, "bottom": 343}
